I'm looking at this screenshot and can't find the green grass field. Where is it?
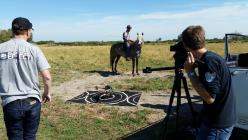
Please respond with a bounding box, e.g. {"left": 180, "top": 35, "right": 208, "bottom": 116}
{"left": 0, "top": 42, "right": 247, "bottom": 139}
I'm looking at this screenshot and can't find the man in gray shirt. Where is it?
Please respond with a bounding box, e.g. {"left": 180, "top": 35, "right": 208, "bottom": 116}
{"left": 0, "top": 17, "right": 52, "bottom": 140}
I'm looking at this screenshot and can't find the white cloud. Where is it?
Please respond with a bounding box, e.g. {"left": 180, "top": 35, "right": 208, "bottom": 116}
{"left": 30, "top": 1, "right": 248, "bottom": 41}
{"left": 138, "top": 4, "right": 248, "bottom": 20}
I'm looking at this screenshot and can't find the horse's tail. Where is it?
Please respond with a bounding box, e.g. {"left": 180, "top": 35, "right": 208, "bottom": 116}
{"left": 110, "top": 44, "right": 116, "bottom": 68}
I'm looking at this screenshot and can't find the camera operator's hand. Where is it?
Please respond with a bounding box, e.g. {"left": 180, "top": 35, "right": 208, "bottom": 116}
{"left": 184, "top": 52, "right": 195, "bottom": 73}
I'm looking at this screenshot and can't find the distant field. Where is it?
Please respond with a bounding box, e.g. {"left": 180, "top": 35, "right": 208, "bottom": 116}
{"left": 0, "top": 42, "right": 247, "bottom": 139}
{"left": 40, "top": 42, "right": 248, "bottom": 85}
{"left": 41, "top": 43, "right": 173, "bottom": 84}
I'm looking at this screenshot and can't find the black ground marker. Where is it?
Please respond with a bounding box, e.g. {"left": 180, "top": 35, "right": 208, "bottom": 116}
{"left": 67, "top": 91, "right": 141, "bottom": 106}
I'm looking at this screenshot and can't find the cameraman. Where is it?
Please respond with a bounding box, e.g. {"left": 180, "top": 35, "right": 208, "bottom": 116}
{"left": 182, "top": 25, "right": 237, "bottom": 140}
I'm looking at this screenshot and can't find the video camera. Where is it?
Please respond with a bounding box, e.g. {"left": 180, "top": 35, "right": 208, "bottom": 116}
{"left": 143, "top": 41, "right": 188, "bottom": 73}
{"left": 170, "top": 41, "right": 188, "bottom": 69}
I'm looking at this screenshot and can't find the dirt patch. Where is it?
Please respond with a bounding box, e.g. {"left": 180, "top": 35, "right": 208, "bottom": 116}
{"left": 52, "top": 71, "right": 200, "bottom": 121}
{"left": 52, "top": 71, "right": 172, "bottom": 101}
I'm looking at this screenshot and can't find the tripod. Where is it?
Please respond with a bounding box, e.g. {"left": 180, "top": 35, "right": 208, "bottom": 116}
{"left": 162, "top": 68, "right": 196, "bottom": 140}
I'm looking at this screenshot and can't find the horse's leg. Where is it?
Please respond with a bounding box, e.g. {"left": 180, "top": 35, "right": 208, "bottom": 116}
{"left": 136, "top": 58, "right": 140, "bottom": 75}
{"left": 111, "top": 56, "right": 116, "bottom": 73}
{"left": 132, "top": 58, "right": 135, "bottom": 76}
{"left": 114, "top": 55, "right": 121, "bottom": 74}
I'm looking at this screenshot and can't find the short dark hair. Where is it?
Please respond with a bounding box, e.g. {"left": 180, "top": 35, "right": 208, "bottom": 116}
{"left": 182, "top": 25, "right": 205, "bottom": 50}
{"left": 12, "top": 29, "right": 28, "bottom": 35}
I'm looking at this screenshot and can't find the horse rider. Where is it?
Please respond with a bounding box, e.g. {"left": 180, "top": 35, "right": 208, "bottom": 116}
{"left": 123, "top": 25, "right": 133, "bottom": 61}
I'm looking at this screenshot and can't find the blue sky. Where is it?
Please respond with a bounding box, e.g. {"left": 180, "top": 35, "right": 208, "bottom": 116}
{"left": 1, "top": 0, "right": 248, "bottom": 41}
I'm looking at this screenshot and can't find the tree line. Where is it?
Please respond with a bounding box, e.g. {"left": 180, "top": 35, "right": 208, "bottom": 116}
{"left": 1, "top": 28, "right": 248, "bottom": 45}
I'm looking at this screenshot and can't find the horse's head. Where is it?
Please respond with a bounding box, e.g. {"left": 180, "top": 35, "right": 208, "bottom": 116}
{"left": 135, "top": 33, "right": 144, "bottom": 47}
{"left": 131, "top": 33, "right": 144, "bottom": 57}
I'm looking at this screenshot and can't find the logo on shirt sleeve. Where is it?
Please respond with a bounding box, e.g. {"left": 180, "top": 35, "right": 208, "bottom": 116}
{"left": 205, "top": 72, "right": 217, "bottom": 82}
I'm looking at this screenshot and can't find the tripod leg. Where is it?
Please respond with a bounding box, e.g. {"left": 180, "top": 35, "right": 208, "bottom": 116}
{"left": 176, "top": 78, "right": 181, "bottom": 135}
{"left": 182, "top": 76, "right": 196, "bottom": 123}
{"left": 162, "top": 78, "right": 178, "bottom": 140}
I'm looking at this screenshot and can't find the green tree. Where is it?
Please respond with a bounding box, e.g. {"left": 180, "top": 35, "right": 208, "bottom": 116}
{"left": 0, "top": 29, "right": 12, "bottom": 43}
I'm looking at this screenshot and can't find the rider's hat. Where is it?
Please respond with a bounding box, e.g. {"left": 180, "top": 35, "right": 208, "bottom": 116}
{"left": 127, "top": 25, "right": 132, "bottom": 29}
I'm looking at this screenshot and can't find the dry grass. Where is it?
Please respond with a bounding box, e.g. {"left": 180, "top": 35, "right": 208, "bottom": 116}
{"left": 0, "top": 42, "right": 247, "bottom": 139}
{"left": 41, "top": 42, "right": 248, "bottom": 85}
{"left": 0, "top": 99, "right": 156, "bottom": 140}
{"left": 41, "top": 43, "right": 174, "bottom": 85}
